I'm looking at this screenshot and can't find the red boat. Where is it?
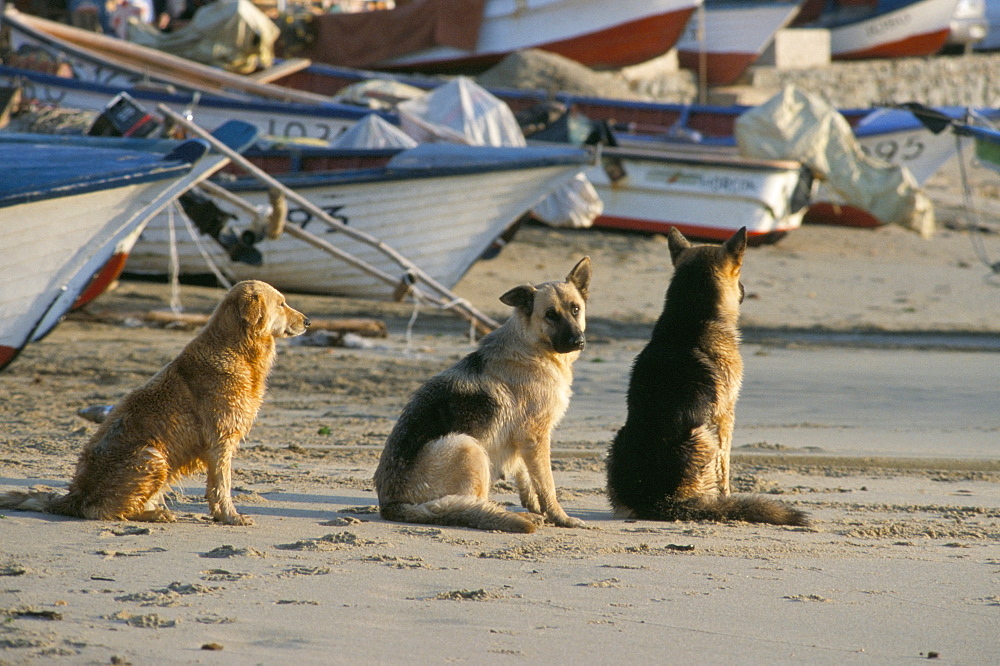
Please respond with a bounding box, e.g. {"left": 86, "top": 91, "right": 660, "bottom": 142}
{"left": 288, "top": 0, "right": 701, "bottom": 74}
{"left": 676, "top": 0, "right": 805, "bottom": 86}
{"left": 792, "top": 0, "right": 958, "bottom": 60}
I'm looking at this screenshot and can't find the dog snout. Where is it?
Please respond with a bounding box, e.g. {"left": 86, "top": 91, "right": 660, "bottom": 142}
{"left": 552, "top": 330, "right": 586, "bottom": 354}
{"left": 303, "top": 317, "right": 311, "bottom": 329}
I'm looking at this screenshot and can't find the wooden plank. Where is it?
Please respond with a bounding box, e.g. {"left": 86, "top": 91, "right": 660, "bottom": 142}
{"left": 249, "top": 57, "right": 313, "bottom": 83}
{"left": 69, "top": 308, "right": 389, "bottom": 337}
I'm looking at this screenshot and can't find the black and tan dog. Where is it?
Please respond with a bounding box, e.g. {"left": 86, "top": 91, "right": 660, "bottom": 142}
{"left": 374, "top": 258, "right": 592, "bottom": 533}
{"left": 0, "top": 281, "right": 309, "bottom": 525}
{"left": 605, "top": 228, "right": 808, "bottom": 526}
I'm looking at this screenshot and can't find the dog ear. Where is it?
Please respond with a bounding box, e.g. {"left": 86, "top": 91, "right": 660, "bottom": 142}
{"left": 565, "top": 256, "right": 591, "bottom": 301}
{"left": 667, "top": 227, "right": 691, "bottom": 265}
{"left": 499, "top": 284, "right": 536, "bottom": 314}
{"left": 240, "top": 284, "right": 269, "bottom": 334}
{"left": 723, "top": 227, "right": 747, "bottom": 267}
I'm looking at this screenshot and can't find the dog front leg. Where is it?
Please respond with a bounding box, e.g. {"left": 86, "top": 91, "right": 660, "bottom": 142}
{"left": 511, "top": 460, "right": 542, "bottom": 515}
{"left": 205, "top": 442, "right": 253, "bottom": 526}
{"left": 522, "top": 439, "right": 584, "bottom": 529}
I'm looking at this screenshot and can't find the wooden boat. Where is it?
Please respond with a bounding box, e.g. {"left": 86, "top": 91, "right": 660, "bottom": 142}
{"left": 675, "top": 0, "right": 805, "bottom": 86}
{"left": 0, "top": 64, "right": 376, "bottom": 144}
{"left": 0, "top": 136, "right": 212, "bottom": 371}
{"left": 1, "top": 7, "right": 330, "bottom": 105}
{"left": 296, "top": 0, "right": 702, "bottom": 74}
{"left": 125, "top": 142, "right": 591, "bottom": 299}
{"left": 791, "top": 0, "right": 959, "bottom": 60}
{"left": 586, "top": 145, "right": 812, "bottom": 243}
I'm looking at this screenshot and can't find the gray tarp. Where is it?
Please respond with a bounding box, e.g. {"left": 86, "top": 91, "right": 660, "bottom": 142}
{"left": 127, "top": 0, "right": 279, "bottom": 74}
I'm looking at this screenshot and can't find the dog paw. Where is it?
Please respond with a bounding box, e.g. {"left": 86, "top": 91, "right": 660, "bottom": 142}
{"left": 523, "top": 512, "right": 547, "bottom": 526}
{"left": 135, "top": 508, "right": 176, "bottom": 523}
{"left": 215, "top": 513, "right": 254, "bottom": 526}
{"left": 551, "top": 515, "right": 586, "bottom": 529}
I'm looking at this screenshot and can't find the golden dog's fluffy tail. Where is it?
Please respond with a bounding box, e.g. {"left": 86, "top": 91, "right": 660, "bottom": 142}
{"left": 650, "top": 495, "right": 809, "bottom": 526}
{"left": 0, "top": 489, "right": 64, "bottom": 514}
{"left": 380, "top": 495, "right": 538, "bottom": 533}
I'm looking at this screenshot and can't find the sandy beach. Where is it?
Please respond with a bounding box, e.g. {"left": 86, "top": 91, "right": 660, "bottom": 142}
{"left": 2, "top": 154, "right": 1000, "bottom": 663}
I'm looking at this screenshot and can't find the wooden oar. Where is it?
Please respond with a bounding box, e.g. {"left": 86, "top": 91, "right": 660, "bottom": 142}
{"left": 159, "top": 105, "right": 499, "bottom": 334}
{"left": 249, "top": 58, "right": 312, "bottom": 83}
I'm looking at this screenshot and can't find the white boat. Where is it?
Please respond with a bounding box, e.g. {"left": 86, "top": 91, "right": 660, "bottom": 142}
{"left": 300, "top": 0, "right": 702, "bottom": 73}
{"left": 676, "top": 0, "right": 805, "bottom": 86}
{"left": 0, "top": 137, "right": 213, "bottom": 371}
{"left": 586, "top": 145, "right": 812, "bottom": 243}
{"left": 794, "top": 0, "right": 959, "bottom": 60}
{"left": 126, "top": 143, "right": 591, "bottom": 298}
{"left": 0, "top": 63, "right": 373, "bottom": 144}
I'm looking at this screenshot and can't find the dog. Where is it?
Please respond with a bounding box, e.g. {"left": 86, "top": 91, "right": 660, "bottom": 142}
{"left": 0, "top": 280, "right": 308, "bottom": 525}
{"left": 605, "top": 228, "right": 808, "bottom": 526}
{"left": 374, "top": 258, "right": 592, "bottom": 533}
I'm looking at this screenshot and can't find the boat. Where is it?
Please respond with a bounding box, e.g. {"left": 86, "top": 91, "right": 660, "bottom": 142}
{"left": 675, "top": 0, "right": 805, "bottom": 86}
{"left": 125, "top": 142, "right": 592, "bottom": 299}
{"left": 0, "top": 7, "right": 329, "bottom": 105}
{"left": 0, "top": 63, "right": 377, "bottom": 144}
{"left": 291, "top": 0, "right": 702, "bottom": 73}
{"left": 0, "top": 136, "right": 211, "bottom": 372}
{"left": 790, "top": 0, "right": 960, "bottom": 60}
{"left": 586, "top": 145, "right": 812, "bottom": 242}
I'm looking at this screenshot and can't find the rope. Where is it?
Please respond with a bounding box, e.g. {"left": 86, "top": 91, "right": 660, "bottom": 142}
{"left": 403, "top": 289, "right": 479, "bottom": 346}
{"left": 167, "top": 206, "right": 182, "bottom": 315}
{"left": 178, "top": 204, "right": 234, "bottom": 290}
{"left": 954, "top": 133, "right": 1000, "bottom": 278}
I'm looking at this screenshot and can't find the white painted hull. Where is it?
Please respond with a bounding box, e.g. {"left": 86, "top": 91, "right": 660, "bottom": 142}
{"left": 0, "top": 66, "right": 363, "bottom": 144}
{"left": 827, "top": 0, "right": 958, "bottom": 58}
{"left": 127, "top": 164, "right": 581, "bottom": 298}
{"left": 381, "top": 0, "right": 701, "bottom": 70}
{"left": 676, "top": 2, "right": 803, "bottom": 85}
{"left": 0, "top": 175, "right": 200, "bottom": 368}
{"left": 587, "top": 148, "right": 809, "bottom": 241}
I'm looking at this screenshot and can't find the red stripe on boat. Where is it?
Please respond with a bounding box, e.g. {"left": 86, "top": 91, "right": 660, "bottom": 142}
{"left": 834, "top": 28, "right": 951, "bottom": 60}
{"left": 72, "top": 252, "right": 128, "bottom": 310}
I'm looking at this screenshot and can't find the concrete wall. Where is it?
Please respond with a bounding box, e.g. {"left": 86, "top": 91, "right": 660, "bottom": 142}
{"left": 743, "top": 53, "right": 1000, "bottom": 109}
{"left": 627, "top": 52, "right": 1000, "bottom": 109}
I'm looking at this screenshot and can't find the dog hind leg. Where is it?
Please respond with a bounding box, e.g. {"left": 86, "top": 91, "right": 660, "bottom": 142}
{"left": 383, "top": 435, "right": 537, "bottom": 533}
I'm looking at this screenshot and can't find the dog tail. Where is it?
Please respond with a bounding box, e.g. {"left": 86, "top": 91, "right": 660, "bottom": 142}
{"left": 0, "top": 489, "right": 64, "bottom": 514}
{"left": 380, "top": 496, "right": 538, "bottom": 534}
{"left": 650, "top": 495, "right": 809, "bottom": 526}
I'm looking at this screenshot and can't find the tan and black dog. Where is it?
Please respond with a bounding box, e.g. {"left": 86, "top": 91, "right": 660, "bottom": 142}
{"left": 0, "top": 280, "right": 309, "bottom": 525}
{"left": 374, "top": 258, "right": 592, "bottom": 533}
{"left": 605, "top": 228, "right": 808, "bottom": 526}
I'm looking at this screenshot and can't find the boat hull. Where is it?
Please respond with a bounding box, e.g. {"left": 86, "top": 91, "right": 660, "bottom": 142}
{"left": 0, "top": 174, "right": 195, "bottom": 370}
{"left": 676, "top": 2, "right": 804, "bottom": 86}
{"left": 586, "top": 147, "right": 811, "bottom": 242}
{"left": 378, "top": 0, "right": 700, "bottom": 72}
{"left": 824, "top": 0, "right": 958, "bottom": 60}
{"left": 0, "top": 64, "right": 370, "bottom": 144}
{"left": 127, "top": 158, "right": 584, "bottom": 299}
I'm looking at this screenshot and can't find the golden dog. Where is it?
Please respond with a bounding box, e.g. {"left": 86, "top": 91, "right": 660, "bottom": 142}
{"left": 0, "top": 280, "right": 308, "bottom": 524}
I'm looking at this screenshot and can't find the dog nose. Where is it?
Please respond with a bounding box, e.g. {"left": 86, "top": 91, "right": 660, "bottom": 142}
{"left": 570, "top": 334, "right": 585, "bottom": 350}
{"left": 303, "top": 318, "right": 311, "bottom": 328}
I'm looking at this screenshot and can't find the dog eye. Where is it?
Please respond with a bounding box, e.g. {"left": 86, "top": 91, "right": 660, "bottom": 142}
{"left": 571, "top": 305, "right": 580, "bottom": 316}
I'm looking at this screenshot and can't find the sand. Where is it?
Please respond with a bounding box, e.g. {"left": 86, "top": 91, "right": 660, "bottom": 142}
{"left": 2, "top": 158, "right": 999, "bottom": 663}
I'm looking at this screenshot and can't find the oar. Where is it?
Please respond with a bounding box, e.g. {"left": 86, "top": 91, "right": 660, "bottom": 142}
{"left": 159, "top": 105, "right": 499, "bottom": 334}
